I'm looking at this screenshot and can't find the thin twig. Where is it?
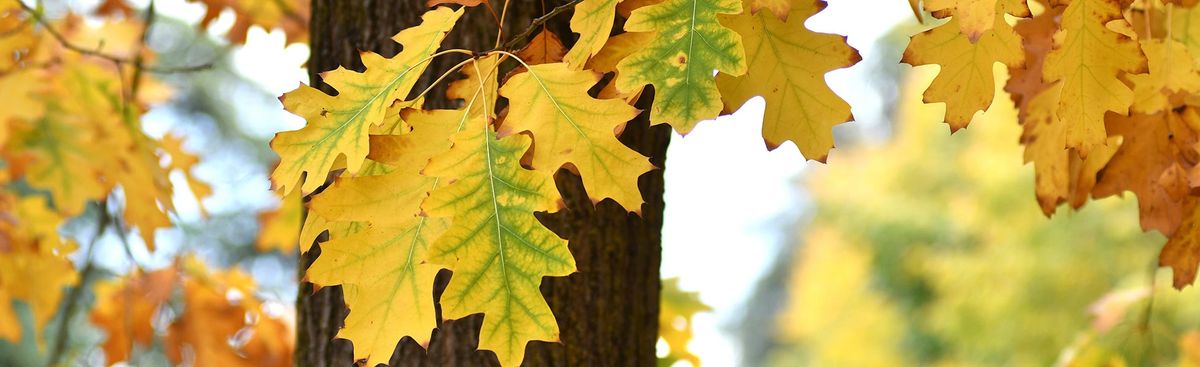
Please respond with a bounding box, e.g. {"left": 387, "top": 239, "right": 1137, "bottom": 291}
{"left": 499, "top": 0, "right": 584, "bottom": 51}
{"left": 16, "top": 1, "right": 212, "bottom": 74}
{"left": 270, "top": 0, "right": 307, "bottom": 25}
{"left": 45, "top": 202, "right": 111, "bottom": 367}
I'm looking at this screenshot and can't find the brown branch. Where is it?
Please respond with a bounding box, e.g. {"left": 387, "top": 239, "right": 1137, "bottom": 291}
{"left": 270, "top": 0, "right": 307, "bottom": 25}
{"left": 500, "top": 0, "right": 583, "bottom": 51}
{"left": 16, "top": 1, "right": 213, "bottom": 74}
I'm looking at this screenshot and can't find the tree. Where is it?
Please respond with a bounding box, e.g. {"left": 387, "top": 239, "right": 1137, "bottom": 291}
{"left": 294, "top": 2, "right": 668, "bottom": 366}
{"left": 11, "top": 0, "right": 1200, "bottom": 366}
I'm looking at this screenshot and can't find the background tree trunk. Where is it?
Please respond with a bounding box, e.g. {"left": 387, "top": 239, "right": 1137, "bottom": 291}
{"left": 297, "top": 1, "right": 671, "bottom": 366}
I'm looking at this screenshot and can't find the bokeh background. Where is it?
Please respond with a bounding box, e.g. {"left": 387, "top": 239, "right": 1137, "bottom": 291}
{"left": 5, "top": 0, "right": 1198, "bottom": 366}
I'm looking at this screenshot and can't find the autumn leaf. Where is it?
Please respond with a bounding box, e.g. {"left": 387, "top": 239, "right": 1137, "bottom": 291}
{"left": 658, "top": 278, "right": 710, "bottom": 367}
{"left": 1006, "top": 4, "right": 1060, "bottom": 118}
{"left": 306, "top": 222, "right": 447, "bottom": 366}
{"left": 923, "top": 0, "right": 1030, "bottom": 42}
{"left": 1019, "top": 84, "right": 1121, "bottom": 215}
{"left": 1128, "top": 39, "right": 1200, "bottom": 114}
{"left": 422, "top": 90, "right": 575, "bottom": 366}
{"left": 750, "top": 0, "right": 790, "bottom": 20}
{"left": 91, "top": 268, "right": 179, "bottom": 365}
{"left": 589, "top": 32, "right": 655, "bottom": 103}
{"left": 500, "top": 63, "right": 649, "bottom": 210}
{"left": 0, "top": 248, "right": 78, "bottom": 345}
{"left": 8, "top": 106, "right": 109, "bottom": 217}
{"left": 1042, "top": 0, "right": 1146, "bottom": 157}
{"left": 0, "top": 70, "right": 45, "bottom": 145}
{"left": 563, "top": 0, "right": 620, "bottom": 68}
{"left": 188, "top": 0, "right": 309, "bottom": 44}
{"left": 271, "top": 7, "right": 461, "bottom": 195}
{"left": 305, "top": 110, "right": 459, "bottom": 366}
{"left": 256, "top": 189, "right": 303, "bottom": 253}
{"left": 308, "top": 110, "right": 457, "bottom": 225}
{"left": 161, "top": 134, "right": 211, "bottom": 214}
{"left": 1094, "top": 109, "right": 1199, "bottom": 235}
{"left": 517, "top": 29, "right": 567, "bottom": 66}
{"left": 615, "top": 0, "right": 747, "bottom": 133}
{"left": 427, "top": 0, "right": 485, "bottom": 7}
{"left": 904, "top": 12, "right": 1023, "bottom": 131}
{"left": 1161, "top": 198, "right": 1200, "bottom": 289}
{"left": 717, "top": 0, "right": 859, "bottom": 160}
{"left": 166, "top": 257, "right": 292, "bottom": 367}
{"left": 0, "top": 289, "right": 16, "bottom": 342}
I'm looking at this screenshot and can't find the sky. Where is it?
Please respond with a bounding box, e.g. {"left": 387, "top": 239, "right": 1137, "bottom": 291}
{"left": 660, "top": 3, "right": 913, "bottom": 365}
{"left": 82, "top": 0, "right": 915, "bottom": 365}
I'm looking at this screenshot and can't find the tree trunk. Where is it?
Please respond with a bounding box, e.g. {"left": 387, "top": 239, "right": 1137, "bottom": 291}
{"left": 297, "top": 1, "right": 670, "bottom": 366}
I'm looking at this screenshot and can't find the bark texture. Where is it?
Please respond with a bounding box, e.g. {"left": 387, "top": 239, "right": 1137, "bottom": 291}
{"left": 298, "top": 2, "right": 670, "bottom": 366}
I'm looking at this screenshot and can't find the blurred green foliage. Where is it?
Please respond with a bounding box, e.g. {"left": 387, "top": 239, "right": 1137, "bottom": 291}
{"left": 760, "top": 68, "right": 1200, "bottom": 366}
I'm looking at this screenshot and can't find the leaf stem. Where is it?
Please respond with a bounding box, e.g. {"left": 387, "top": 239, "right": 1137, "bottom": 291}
{"left": 411, "top": 57, "right": 477, "bottom": 103}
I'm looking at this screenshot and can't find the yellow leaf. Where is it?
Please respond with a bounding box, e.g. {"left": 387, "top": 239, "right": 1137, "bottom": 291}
{"left": 0, "top": 289, "right": 16, "bottom": 343}
{"left": 161, "top": 134, "right": 211, "bottom": 215}
{"left": 271, "top": 7, "right": 462, "bottom": 195}
{"left": 8, "top": 105, "right": 109, "bottom": 217}
{"left": 1043, "top": 0, "right": 1146, "bottom": 157}
{"left": 422, "top": 80, "right": 574, "bottom": 365}
{"left": 307, "top": 221, "right": 446, "bottom": 365}
{"left": 924, "top": 0, "right": 1030, "bottom": 42}
{"left": 904, "top": 13, "right": 1023, "bottom": 131}
{"left": 304, "top": 58, "right": 499, "bottom": 364}
{"left": 309, "top": 110, "right": 458, "bottom": 224}
{"left": 256, "top": 189, "right": 303, "bottom": 253}
{"left": 1021, "top": 84, "right": 1121, "bottom": 215}
{"left": 500, "top": 63, "right": 649, "bottom": 210}
{"left": 0, "top": 70, "right": 45, "bottom": 145}
{"left": 589, "top": 32, "right": 654, "bottom": 103}
{"left": 0, "top": 250, "right": 78, "bottom": 345}
{"left": 1128, "top": 39, "right": 1200, "bottom": 114}
{"left": 563, "top": 0, "right": 621, "bottom": 68}
{"left": 718, "top": 0, "right": 859, "bottom": 160}
{"left": 659, "top": 278, "right": 710, "bottom": 366}
{"left": 750, "top": 0, "right": 791, "bottom": 20}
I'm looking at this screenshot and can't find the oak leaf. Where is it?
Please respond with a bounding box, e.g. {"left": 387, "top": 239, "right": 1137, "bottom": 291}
{"left": 563, "top": 0, "right": 621, "bottom": 68}
{"left": 1019, "top": 83, "right": 1121, "bottom": 214}
{"left": 272, "top": 7, "right": 461, "bottom": 195}
{"left": 422, "top": 94, "right": 574, "bottom": 366}
{"left": 91, "top": 269, "right": 179, "bottom": 365}
{"left": 904, "top": 12, "right": 1023, "bottom": 131}
{"left": 1042, "top": 0, "right": 1146, "bottom": 157}
{"left": 589, "top": 32, "right": 655, "bottom": 103}
{"left": 1094, "top": 109, "right": 1200, "bottom": 235}
{"left": 1128, "top": 39, "right": 1200, "bottom": 114}
{"left": 923, "top": 0, "right": 1031, "bottom": 42}
{"left": 615, "top": 0, "right": 747, "bottom": 133}
{"left": 1164, "top": 197, "right": 1200, "bottom": 289}
{"left": 517, "top": 29, "right": 567, "bottom": 66}
{"left": 256, "top": 189, "right": 303, "bottom": 253}
{"left": 500, "top": 63, "right": 649, "bottom": 210}
{"left": 718, "top": 0, "right": 860, "bottom": 160}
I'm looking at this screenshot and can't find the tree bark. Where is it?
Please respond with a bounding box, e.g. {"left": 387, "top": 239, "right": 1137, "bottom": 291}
{"left": 297, "top": 2, "right": 670, "bottom": 366}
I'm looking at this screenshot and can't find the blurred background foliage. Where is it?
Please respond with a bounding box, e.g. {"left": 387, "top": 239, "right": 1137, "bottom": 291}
{"left": 739, "top": 65, "right": 1200, "bottom": 367}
